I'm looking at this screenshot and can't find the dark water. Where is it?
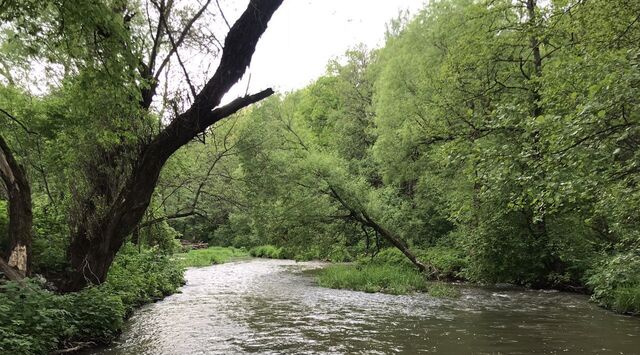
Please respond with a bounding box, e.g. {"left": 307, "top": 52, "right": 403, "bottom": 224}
{"left": 89, "top": 259, "right": 640, "bottom": 354}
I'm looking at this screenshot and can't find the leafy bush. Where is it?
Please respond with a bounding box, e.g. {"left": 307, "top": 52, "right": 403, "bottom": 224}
{"left": 587, "top": 252, "right": 640, "bottom": 314}
{"left": 0, "top": 280, "right": 70, "bottom": 355}
{"left": 249, "top": 245, "right": 284, "bottom": 259}
{"left": 63, "top": 287, "right": 126, "bottom": 343}
{"left": 316, "top": 264, "right": 427, "bottom": 295}
{"left": 369, "top": 248, "right": 414, "bottom": 268}
{"left": 426, "top": 282, "right": 461, "bottom": 298}
{"left": 105, "top": 244, "right": 184, "bottom": 314}
{"left": 174, "top": 246, "right": 248, "bottom": 267}
{"left": 0, "top": 245, "right": 184, "bottom": 354}
{"left": 418, "top": 247, "right": 467, "bottom": 280}
{"left": 327, "top": 245, "right": 354, "bottom": 263}
{"left": 368, "top": 247, "right": 466, "bottom": 280}
{"left": 0, "top": 281, "right": 126, "bottom": 354}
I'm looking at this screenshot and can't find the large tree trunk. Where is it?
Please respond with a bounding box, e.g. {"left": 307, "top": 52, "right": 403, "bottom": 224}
{"left": 0, "top": 134, "right": 32, "bottom": 278}
{"left": 62, "top": 0, "right": 283, "bottom": 292}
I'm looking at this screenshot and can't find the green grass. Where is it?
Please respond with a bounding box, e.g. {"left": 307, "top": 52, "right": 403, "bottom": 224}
{"left": 174, "top": 246, "right": 249, "bottom": 267}
{"left": 610, "top": 286, "right": 640, "bottom": 315}
{"left": 249, "top": 245, "right": 285, "bottom": 259}
{"left": 365, "top": 247, "right": 467, "bottom": 281}
{"left": 316, "top": 263, "right": 428, "bottom": 295}
{"left": 426, "top": 282, "right": 461, "bottom": 298}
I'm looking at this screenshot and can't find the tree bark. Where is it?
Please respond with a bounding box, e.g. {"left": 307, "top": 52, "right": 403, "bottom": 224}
{"left": 62, "top": 0, "right": 283, "bottom": 292}
{"left": 0, "top": 134, "right": 32, "bottom": 278}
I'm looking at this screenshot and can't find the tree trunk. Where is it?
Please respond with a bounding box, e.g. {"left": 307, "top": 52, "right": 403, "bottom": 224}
{"left": 328, "top": 186, "right": 433, "bottom": 275}
{"left": 0, "top": 134, "right": 32, "bottom": 278}
{"left": 526, "top": 0, "right": 549, "bottom": 241}
{"left": 62, "top": 0, "right": 283, "bottom": 292}
{"left": 361, "top": 211, "right": 431, "bottom": 274}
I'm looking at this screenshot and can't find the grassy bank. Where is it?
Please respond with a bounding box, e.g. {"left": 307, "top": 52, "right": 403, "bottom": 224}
{"left": 0, "top": 244, "right": 184, "bottom": 354}
{"left": 316, "top": 263, "right": 461, "bottom": 297}
{"left": 248, "top": 244, "right": 285, "bottom": 259}
{"left": 315, "top": 247, "right": 466, "bottom": 297}
{"left": 587, "top": 252, "right": 640, "bottom": 315}
{"left": 174, "top": 246, "right": 249, "bottom": 267}
{"left": 317, "top": 263, "right": 427, "bottom": 294}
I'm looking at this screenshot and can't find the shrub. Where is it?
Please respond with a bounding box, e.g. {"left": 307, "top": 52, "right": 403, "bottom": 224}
{"left": 587, "top": 251, "right": 640, "bottom": 314}
{"left": 249, "top": 245, "right": 284, "bottom": 259}
{"left": 327, "top": 246, "right": 354, "bottom": 263}
{"left": 0, "top": 281, "right": 127, "bottom": 354}
{"left": 418, "top": 247, "right": 467, "bottom": 280}
{"left": 106, "top": 244, "right": 184, "bottom": 314}
{"left": 0, "top": 245, "right": 184, "bottom": 354}
{"left": 0, "top": 280, "right": 70, "bottom": 355}
{"left": 316, "top": 264, "right": 427, "bottom": 295}
{"left": 368, "top": 247, "right": 467, "bottom": 280}
{"left": 369, "top": 248, "right": 414, "bottom": 268}
{"left": 174, "top": 246, "right": 248, "bottom": 267}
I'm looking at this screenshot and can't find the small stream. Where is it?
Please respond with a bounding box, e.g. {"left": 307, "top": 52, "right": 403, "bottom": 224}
{"left": 89, "top": 259, "right": 639, "bottom": 354}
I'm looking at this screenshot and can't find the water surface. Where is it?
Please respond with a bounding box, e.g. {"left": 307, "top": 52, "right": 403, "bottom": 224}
{"left": 90, "top": 259, "right": 640, "bottom": 354}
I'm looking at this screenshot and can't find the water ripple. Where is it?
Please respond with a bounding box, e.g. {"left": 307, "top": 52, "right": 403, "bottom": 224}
{"left": 90, "top": 259, "right": 640, "bottom": 354}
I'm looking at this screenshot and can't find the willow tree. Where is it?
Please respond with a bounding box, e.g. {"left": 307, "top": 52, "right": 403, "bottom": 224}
{"left": 1, "top": 0, "right": 283, "bottom": 290}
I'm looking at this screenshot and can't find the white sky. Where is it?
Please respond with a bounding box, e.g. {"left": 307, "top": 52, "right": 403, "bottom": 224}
{"left": 224, "top": 0, "right": 425, "bottom": 99}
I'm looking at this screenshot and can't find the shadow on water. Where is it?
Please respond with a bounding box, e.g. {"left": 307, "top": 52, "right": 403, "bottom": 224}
{"left": 87, "top": 259, "right": 640, "bottom": 354}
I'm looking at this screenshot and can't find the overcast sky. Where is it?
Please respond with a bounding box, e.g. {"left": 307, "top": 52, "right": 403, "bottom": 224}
{"left": 224, "top": 0, "right": 425, "bottom": 99}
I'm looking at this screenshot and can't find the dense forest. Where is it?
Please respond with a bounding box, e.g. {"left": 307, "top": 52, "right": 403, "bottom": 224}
{"left": 1, "top": 0, "right": 640, "bottom": 353}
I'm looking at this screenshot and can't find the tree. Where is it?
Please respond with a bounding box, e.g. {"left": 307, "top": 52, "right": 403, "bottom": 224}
{"left": 0, "top": 132, "right": 32, "bottom": 279}
{"left": 58, "top": 0, "right": 283, "bottom": 291}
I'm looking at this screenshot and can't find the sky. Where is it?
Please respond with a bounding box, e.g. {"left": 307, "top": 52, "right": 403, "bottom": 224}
{"left": 224, "top": 0, "right": 425, "bottom": 99}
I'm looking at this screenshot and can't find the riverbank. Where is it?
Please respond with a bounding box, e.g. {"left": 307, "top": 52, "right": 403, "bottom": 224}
{"left": 0, "top": 245, "right": 251, "bottom": 354}
{"left": 316, "top": 263, "right": 462, "bottom": 298}
{"left": 174, "top": 246, "right": 249, "bottom": 267}
{"left": 85, "top": 258, "right": 640, "bottom": 354}
{"left": 0, "top": 244, "right": 184, "bottom": 354}
{"left": 309, "top": 247, "right": 639, "bottom": 315}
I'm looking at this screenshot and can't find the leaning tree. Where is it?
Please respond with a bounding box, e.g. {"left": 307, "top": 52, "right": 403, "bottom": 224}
{"left": 60, "top": 0, "right": 284, "bottom": 291}
{"left": 0, "top": 0, "right": 283, "bottom": 290}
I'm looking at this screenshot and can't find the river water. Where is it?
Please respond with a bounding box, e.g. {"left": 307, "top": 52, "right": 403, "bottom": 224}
{"left": 90, "top": 259, "right": 639, "bottom": 354}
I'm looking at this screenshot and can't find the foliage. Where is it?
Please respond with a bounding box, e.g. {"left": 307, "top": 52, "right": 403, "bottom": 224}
{"left": 0, "top": 246, "right": 183, "bottom": 354}
{"left": 0, "top": 0, "right": 638, "bottom": 334}
{"left": 174, "top": 247, "right": 248, "bottom": 267}
{"left": 426, "top": 282, "right": 461, "bottom": 298}
{"left": 587, "top": 252, "right": 640, "bottom": 314}
{"left": 418, "top": 247, "right": 467, "bottom": 280}
{"left": 316, "top": 263, "right": 427, "bottom": 295}
{"left": 105, "top": 244, "right": 184, "bottom": 314}
{"left": 249, "top": 245, "right": 285, "bottom": 259}
{"left": 367, "top": 247, "right": 466, "bottom": 281}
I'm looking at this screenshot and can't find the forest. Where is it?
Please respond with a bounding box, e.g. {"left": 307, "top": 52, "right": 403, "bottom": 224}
{"left": 1, "top": 0, "right": 640, "bottom": 353}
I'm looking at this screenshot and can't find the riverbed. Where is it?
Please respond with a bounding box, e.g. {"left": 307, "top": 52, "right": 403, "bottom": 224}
{"left": 89, "top": 259, "right": 639, "bottom": 354}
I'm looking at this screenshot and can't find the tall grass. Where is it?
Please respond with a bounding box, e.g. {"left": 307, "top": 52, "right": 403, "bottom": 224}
{"left": 316, "top": 264, "right": 428, "bottom": 295}
{"left": 249, "top": 245, "right": 285, "bottom": 259}
{"left": 174, "top": 246, "right": 248, "bottom": 267}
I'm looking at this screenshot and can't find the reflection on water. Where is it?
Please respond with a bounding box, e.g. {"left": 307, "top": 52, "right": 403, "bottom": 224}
{"left": 89, "top": 259, "right": 640, "bottom": 354}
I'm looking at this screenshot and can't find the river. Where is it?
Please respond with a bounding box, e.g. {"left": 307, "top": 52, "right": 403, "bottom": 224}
{"left": 89, "top": 259, "right": 639, "bottom": 354}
